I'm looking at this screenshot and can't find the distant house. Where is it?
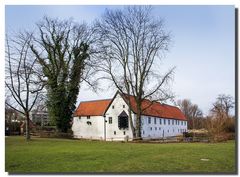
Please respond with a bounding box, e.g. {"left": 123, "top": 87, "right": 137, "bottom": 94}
{"left": 72, "top": 91, "right": 187, "bottom": 141}
{"left": 30, "top": 109, "right": 50, "bottom": 126}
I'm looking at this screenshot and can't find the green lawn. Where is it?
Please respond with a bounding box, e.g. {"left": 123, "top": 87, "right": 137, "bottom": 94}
{"left": 5, "top": 136, "right": 236, "bottom": 173}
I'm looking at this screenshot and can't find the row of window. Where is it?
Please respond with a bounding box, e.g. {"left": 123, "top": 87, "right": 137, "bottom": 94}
{"left": 148, "top": 127, "right": 187, "bottom": 132}
{"left": 147, "top": 117, "right": 186, "bottom": 126}
{"left": 142, "top": 128, "right": 187, "bottom": 135}
{"left": 79, "top": 116, "right": 187, "bottom": 127}
{"left": 113, "top": 131, "right": 126, "bottom": 135}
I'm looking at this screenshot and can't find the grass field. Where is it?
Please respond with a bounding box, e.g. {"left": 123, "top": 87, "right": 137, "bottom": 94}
{"left": 5, "top": 136, "right": 236, "bottom": 173}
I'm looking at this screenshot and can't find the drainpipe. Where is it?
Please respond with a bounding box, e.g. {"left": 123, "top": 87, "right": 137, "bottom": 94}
{"left": 104, "top": 115, "right": 106, "bottom": 141}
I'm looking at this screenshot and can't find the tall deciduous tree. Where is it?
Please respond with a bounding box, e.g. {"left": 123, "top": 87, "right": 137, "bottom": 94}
{"left": 5, "top": 33, "right": 45, "bottom": 140}
{"left": 208, "top": 94, "right": 235, "bottom": 135}
{"left": 30, "top": 17, "right": 95, "bottom": 132}
{"left": 176, "top": 99, "right": 203, "bottom": 129}
{"left": 211, "top": 94, "right": 234, "bottom": 119}
{"left": 95, "top": 6, "right": 174, "bottom": 139}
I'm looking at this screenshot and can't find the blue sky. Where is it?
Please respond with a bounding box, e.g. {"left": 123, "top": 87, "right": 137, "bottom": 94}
{"left": 5, "top": 5, "right": 235, "bottom": 115}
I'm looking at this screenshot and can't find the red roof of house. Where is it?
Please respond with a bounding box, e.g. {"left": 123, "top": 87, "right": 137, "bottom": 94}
{"left": 74, "top": 99, "right": 112, "bottom": 116}
{"left": 122, "top": 94, "right": 186, "bottom": 120}
{"left": 74, "top": 93, "right": 186, "bottom": 120}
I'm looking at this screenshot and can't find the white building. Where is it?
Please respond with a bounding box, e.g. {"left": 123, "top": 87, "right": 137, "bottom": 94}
{"left": 30, "top": 110, "right": 49, "bottom": 127}
{"left": 72, "top": 91, "right": 187, "bottom": 141}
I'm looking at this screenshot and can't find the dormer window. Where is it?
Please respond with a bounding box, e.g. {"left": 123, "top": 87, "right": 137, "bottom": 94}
{"left": 112, "top": 105, "right": 114, "bottom": 109}
{"left": 87, "top": 116, "right": 90, "bottom": 119}
{"left": 123, "top": 105, "right": 125, "bottom": 108}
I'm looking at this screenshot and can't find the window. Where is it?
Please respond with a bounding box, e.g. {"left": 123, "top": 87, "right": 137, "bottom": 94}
{"left": 168, "top": 119, "right": 170, "bottom": 125}
{"left": 79, "top": 116, "right": 81, "bottom": 120}
{"left": 154, "top": 118, "right": 157, "bottom": 124}
{"left": 118, "top": 111, "right": 129, "bottom": 129}
{"left": 167, "top": 130, "right": 169, "bottom": 133}
{"left": 123, "top": 131, "right": 126, "bottom": 135}
{"left": 150, "top": 127, "right": 152, "bottom": 131}
{"left": 159, "top": 127, "right": 161, "bottom": 130}
{"left": 87, "top": 116, "right": 90, "bottom": 119}
{"left": 148, "top": 117, "right": 151, "bottom": 124}
{"left": 160, "top": 119, "right": 162, "bottom": 125}
{"left": 109, "top": 117, "right": 112, "bottom": 124}
{"left": 112, "top": 105, "right": 114, "bottom": 109}
{"left": 123, "top": 105, "right": 125, "bottom": 108}
{"left": 181, "top": 121, "right": 183, "bottom": 125}
{"left": 155, "top": 127, "right": 157, "bottom": 130}
{"left": 173, "top": 128, "right": 174, "bottom": 132}
{"left": 164, "top": 119, "right": 166, "bottom": 125}
{"left": 114, "top": 131, "right": 116, "bottom": 135}
{"left": 172, "top": 120, "right": 174, "bottom": 125}
{"left": 143, "top": 131, "right": 145, "bottom": 135}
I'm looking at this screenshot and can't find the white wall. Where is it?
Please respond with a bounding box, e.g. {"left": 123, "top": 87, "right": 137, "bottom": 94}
{"left": 105, "top": 93, "right": 134, "bottom": 141}
{"left": 72, "top": 115, "right": 105, "bottom": 140}
{"left": 141, "top": 116, "right": 188, "bottom": 139}
{"left": 72, "top": 92, "right": 188, "bottom": 141}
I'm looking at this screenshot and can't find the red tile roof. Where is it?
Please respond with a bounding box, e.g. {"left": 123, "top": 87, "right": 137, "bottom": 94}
{"left": 74, "top": 99, "right": 112, "bottom": 116}
{"left": 122, "top": 94, "right": 186, "bottom": 120}
{"left": 74, "top": 93, "right": 186, "bottom": 120}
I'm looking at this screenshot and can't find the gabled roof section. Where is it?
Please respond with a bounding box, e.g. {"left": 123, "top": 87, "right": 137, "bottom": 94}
{"left": 121, "top": 93, "right": 186, "bottom": 120}
{"left": 74, "top": 99, "right": 112, "bottom": 116}
{"left": 74, "top": 91, "right": 186, "bottom": 120}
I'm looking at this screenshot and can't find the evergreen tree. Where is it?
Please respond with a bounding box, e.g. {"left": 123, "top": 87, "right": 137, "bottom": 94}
{"left": 31, "top": 17, "right": 92, "bottom": 132}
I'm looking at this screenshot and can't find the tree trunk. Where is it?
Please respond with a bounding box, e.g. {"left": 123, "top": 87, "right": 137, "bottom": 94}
{"left": 128, "top": 109, "right": 136, "bottom": 138}
{"left": 125, "top": 96, "right": 136, "bottom": 139}
{"left": 135, "top": 108, "right": 142, "bottom": 140}
{"left": 25, "top": 112, "right": 30, "bottom": 141}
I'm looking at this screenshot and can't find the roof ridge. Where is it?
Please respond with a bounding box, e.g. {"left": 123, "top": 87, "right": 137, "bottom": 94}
{"left": 122, "top": 92, "right": 179, "bottom": 108}
{"left": 161, "top": 103, "right": 178, "bottom": 108}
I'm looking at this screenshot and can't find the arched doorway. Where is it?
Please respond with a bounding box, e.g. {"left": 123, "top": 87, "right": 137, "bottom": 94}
{"left": 118, "top": 111, "right": 129, "bottom": 129}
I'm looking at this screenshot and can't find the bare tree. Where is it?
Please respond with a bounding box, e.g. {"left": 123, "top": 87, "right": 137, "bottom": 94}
{"left": 211, "top": 94, "right": 234, "bottom": 119}
{"left": 176, "top": 99, "right": 203, "bottom": 129}
{"left": 5, "top": 32, "right": 45, "bottom": 140}
{"left": 95, "top": 6, "right": 174, "bottom": 139}
{"left": 208, "top": 94, "right": 235, "bottom": 135}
